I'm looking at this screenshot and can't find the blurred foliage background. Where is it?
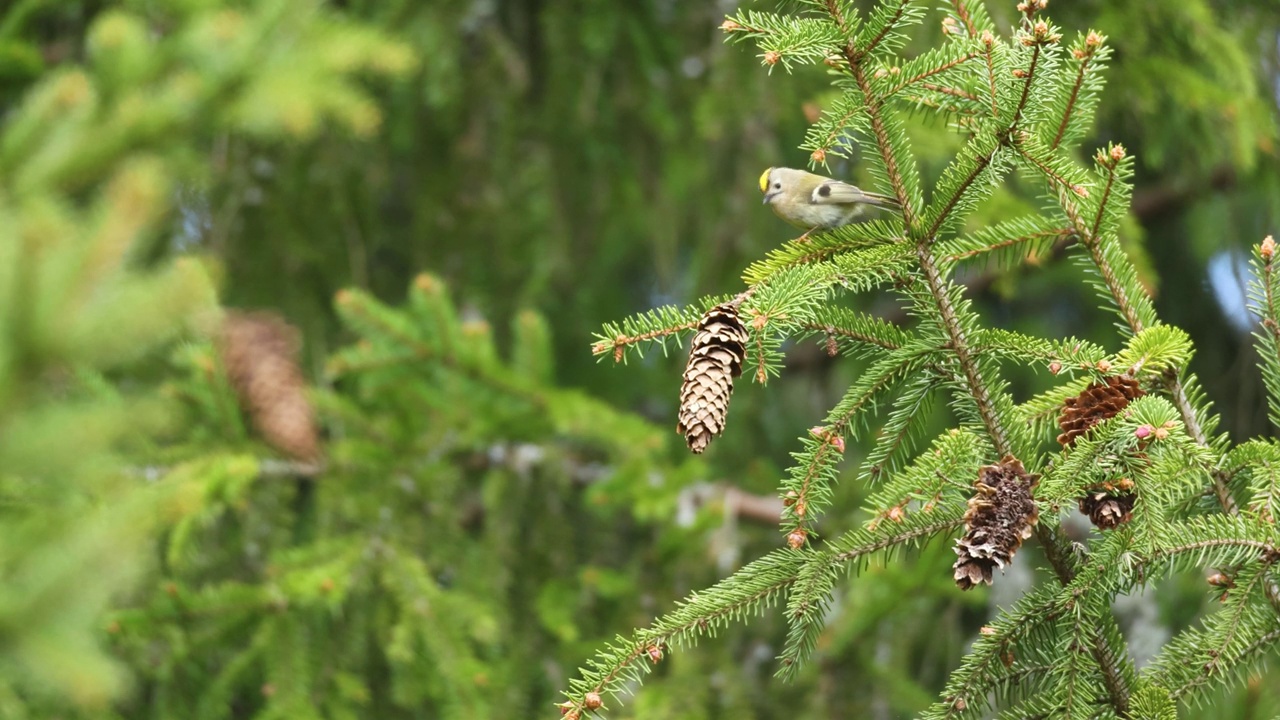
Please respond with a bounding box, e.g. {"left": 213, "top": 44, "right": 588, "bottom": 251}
{"left": 0, "top": 0, "right": 1276, "bottom": 718}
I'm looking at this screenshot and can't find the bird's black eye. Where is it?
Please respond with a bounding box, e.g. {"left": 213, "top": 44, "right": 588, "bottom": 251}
{"left": 773, "top": 182, "right": 781, "bottom": 189}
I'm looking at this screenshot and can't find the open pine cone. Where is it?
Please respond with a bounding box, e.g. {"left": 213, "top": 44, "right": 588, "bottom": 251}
{"left": 1079, "top": 483, "right": 1136, "bottom": 530}
{"left": 1056, "top": 375, "right": 1144, "bottom": 447}
{"left": 953, "top": 455, "right": 1040, "bottom": 590}
{"left": 676, "top": 304, "right": 749, "bottom": 454}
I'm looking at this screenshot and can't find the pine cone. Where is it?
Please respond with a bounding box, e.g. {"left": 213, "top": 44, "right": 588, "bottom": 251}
{"left": 219, "top": 312, "right": 321, "bottom": 463}
{"left": 1056, "top": 375, "right": 1145, "bottom": 447}
{"left": 676, "top": 304, "right": 749, "bottom": 453}
{"left": 1079, "top": 486, "right": 1135, "bottom": 530}
{"left": 953, "top": 455, "right": 1040, "bottom": 590}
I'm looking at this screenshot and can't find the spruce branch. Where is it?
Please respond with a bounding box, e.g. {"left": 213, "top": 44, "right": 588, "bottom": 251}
{"left": 917, "top": 244, "right": 1011, "bottom": 456}
{"left": 843, "top": 11, "right": 1133, "bottom": 707}
{"left": 978, "top": 32, "right": 1001, "bottom": 117}
{"left": 841, "top": 45, "right": 918, "bottom": 224}
{"left": 917, "top": 82, "right": 981, "bottom": 103}
{"left": 781, "top": 344, "right": 940, "bottom": 534}
{"left": 853, "top": 0, "right": 914, "bottom": 62}
{"left": 1012, "top": 132, "right": 1090, "bottom": 199}
{"left": 1056, "top": 159, "right": 1240, "bottom": 516}
{"left": 561, "top": 550, "right": 804, "bottom": 715}
{"left": 1169, "top": 625, "right": 1280, "bottom": 702}
{"left": 779, "top": 510, "right": 966, "bottom": 678}
{"left": 1248, "top": 237, "right": 1280, "bottom": 432}
{"left": 924, "top": 587, "right": 1063, "bottom": 719}
{"left": 936, "top": 213, "right": 1075, "bottom": 267}
{"left": 1048, "top": 31, "right": 1108, "bottom": 150}
{"left": 742, "top": 225, "right": 909, "bottom": 286}
{"left": 879, "top": 48, "right": 983, "bottom": 100}
{"left": 797, "top": 306, "right": 913, "bottom": 354}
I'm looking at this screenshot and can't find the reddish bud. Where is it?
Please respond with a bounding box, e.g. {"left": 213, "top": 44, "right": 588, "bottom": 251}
{"left": 1048, "top": 361, "right": 1062, "bottom": 374}
{"left": 787, "top": 529, "right": 808, "bottom": 549}
{"left": 1096, "top": 359, "right": 1112, "bottom": 372}
{"left": 783, "top": 490, "right": 799, "bottom": 506}
{"left": 1110, "top": 144, "right": 1127, "bottom": 162}
{"left": 1262, "top": 235, "right": 1276, "bottom": 262}
{"left": 720, "top": 18, "right": 742, "bottom": 32}
{"left": 979, "top": 625, "right": 997, "bottom": 636}
{"left": 1207, "top": 572, "right": 1235, "bottom": 588}
{"left": 887, "top": 506, "right": 905, "bottom": 523}
{"left": 1086, "top": 31, "right": 1104, "bottom": 47}
{"left": 646, "top": 645, "right": 663, "bottom": 664}
{"left": 584, "top": 692, "right": 603, "bottom": 710}
{"left": 763, "top": 51, "right": 781, "bottom": 66}
{"left": 811, "top": 148, "right": 827, "bottom": 164}
{"left": 1012, "top": 68, "right": 1028, "bottom": 78}
{"left": 1134, "top": 425, "right": 1153, "bottom": 439}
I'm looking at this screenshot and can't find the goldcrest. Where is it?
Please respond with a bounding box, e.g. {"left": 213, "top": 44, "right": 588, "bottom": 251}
{"left": 759, "top": 167, "right": 900, "bottom": 239}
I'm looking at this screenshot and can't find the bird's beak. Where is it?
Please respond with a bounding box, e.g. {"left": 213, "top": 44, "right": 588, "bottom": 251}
{"left": 762, "top": 192, "right": 776, "bottom": 205}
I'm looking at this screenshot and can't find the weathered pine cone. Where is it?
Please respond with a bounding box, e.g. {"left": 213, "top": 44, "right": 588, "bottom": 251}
{"left": 1056, "top": 375, "right": 1145, "bottom": 447}
{"left": 953, "top": 455, "right": 1040, "bottom": 590}
{"left": 676, "top": 304, "right": 749, "bottom": 454}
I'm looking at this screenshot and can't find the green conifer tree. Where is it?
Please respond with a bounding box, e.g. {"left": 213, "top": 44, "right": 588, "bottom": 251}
{"left": 566, "top": 1, "right": 1280, "bottom": 717}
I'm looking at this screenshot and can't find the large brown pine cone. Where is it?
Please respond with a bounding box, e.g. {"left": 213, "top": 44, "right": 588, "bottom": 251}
{"left": 676, "top": 304, "right": 749, "bottom": 454}
{"left": 1056, "top": 375, "right": 1144, "bottom": 447}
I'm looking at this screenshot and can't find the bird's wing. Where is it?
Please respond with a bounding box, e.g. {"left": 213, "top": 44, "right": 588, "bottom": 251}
{"left": 810, "top": 180, "right": 899, "bottom": 209}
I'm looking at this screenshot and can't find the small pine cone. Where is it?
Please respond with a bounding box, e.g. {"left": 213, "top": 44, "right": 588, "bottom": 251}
{"left": 677, "top": 304, "right": 749, "bottom": 453}
{"left": 219, "top": 312, "right": 321, "bottom": 463}
{"left": 1056, "top": 375, "right": 1145, "bottom": 447}
{"left": 953, "top": 455, "right": 1040, "bottom": 590}
{"left": 1078, "top": 486, "right": 1135, "bottom": 530}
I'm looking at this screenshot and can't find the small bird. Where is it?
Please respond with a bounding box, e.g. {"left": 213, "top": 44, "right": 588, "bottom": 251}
{"left": 759, "top": 167, "right": 901, "bottom": 241}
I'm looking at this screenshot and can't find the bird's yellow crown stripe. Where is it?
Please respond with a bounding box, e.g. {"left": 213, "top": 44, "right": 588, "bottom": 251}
{"left": 758, "top": 168, "right": 771, "bottom": 193}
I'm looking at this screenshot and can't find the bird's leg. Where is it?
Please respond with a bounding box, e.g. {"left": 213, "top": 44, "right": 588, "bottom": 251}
{"left": 795, "top": 228, "right": 815, "bottom": 244}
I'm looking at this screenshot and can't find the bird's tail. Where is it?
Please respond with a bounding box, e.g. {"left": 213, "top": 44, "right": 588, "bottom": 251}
{"left": 860, "top": 191, "right": 902, "bottom": 210}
